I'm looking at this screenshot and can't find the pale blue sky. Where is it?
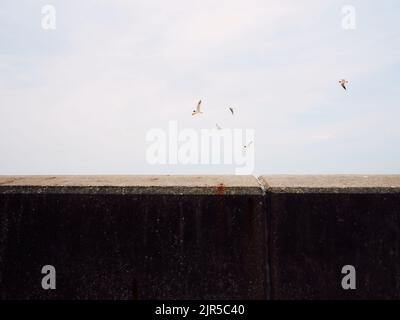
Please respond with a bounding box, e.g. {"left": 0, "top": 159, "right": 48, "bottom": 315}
{"left": 0, "top": 0, "right": 399, "bottom": 174}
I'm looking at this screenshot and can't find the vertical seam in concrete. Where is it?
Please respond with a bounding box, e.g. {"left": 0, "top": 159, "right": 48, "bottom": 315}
{"left": 255, "top": 175, "right": 267, "bottom": 193}
{"left": 256, "top": 176, "right": 271, "bottom": 300}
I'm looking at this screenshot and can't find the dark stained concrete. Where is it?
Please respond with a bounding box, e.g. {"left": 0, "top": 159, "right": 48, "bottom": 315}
{"left": 0, "top": 176, "right": 266, "bottom": 300}
{"left": 1, "top": 175, "right": 400, "bottom": 299}
{"left": 261, "top": 175, "right": 400, "bottom": 300}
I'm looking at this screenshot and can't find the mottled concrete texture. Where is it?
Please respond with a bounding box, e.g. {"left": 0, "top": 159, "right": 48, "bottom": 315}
{"left": 0, "top": 175, "right": 263, "bottom": 195}
{"left": 0, "top": 175, "right": 400, "bottom": 300}
{"left": 0, "top": 176, "right": 266, "bottom": 300}
{"left": 260, "top": 175, "right": 400, "bottom": 300}
{"left": 260, "top": 175, "right": 400, "bottom": 193}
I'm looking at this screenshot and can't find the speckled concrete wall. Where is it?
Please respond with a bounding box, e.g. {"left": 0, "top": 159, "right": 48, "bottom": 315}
{"left": 261, "top": 175, "right": 400, "bottom": 300}
{"left": 0, "top": 175, "right": 400, "bottom": 300}
{"left": 0, "top": 176, "right": 266, "bottom": 300}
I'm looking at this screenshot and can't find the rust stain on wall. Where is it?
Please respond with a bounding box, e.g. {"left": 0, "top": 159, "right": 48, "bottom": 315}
{"left": 216, "top": 183, "right": 226, "bottom": 195}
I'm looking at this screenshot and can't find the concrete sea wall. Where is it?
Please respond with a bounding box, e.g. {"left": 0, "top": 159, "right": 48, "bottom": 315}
{"left": 0, "top": 175, "right": 399, "bottom": 300}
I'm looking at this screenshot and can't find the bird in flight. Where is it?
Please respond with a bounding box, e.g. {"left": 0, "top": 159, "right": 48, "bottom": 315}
{"left": 192, "top": 100, "right": 203, "bottom": 116}
{"left": 229, "top": 107, "right": 234, "bottom": 115}
{"left": 216, "top": 123, "right": 222, "bottom": 130}
{"left": 243, "top": 141, "right": 254, "bottom": 149}
{"left": 339, "top": 79, "right": 349, "bottom": 90}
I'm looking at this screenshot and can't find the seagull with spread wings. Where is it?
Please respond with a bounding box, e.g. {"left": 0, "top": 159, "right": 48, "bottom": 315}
{"left": 243, "top": 141, "right": 254, "bottom": 149}
{"left": 339, "top": 79, "right": 349, "bottom": 90}
{"left": 192, "top": 100, "right": 203, "bottom": 116}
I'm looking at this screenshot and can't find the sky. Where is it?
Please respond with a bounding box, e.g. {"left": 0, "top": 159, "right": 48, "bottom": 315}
{"left": 0, "top": 0, "right": 399, "bottom": 175}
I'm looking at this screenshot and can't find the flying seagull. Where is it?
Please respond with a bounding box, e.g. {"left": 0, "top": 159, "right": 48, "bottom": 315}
{"left": 229, "top": 107, "right": 234, "bottom": 115}
{"left": 192, "top": 100, "right": 203, "bottom": 116}
{"left": 339, "top": 79, "right": 349, "bottom": 90}
{"left": 243, "top": 141, "right": 254, "bottom": 149}
{"left": 216, "top": 123, "right": 222, "bottom": 130}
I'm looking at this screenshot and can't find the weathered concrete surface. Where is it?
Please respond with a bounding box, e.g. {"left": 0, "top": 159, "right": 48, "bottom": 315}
{"left": 260, "top": 175, "right": 400, "bottom": 300}
{"left": 0, "top": 175, "right": 263, "bottom": 195}
{"left": 0, "top": 176, "right": 266, "bottom": 299}
{"left": 261, "top": 175, "right": 400, "bottom": 193}
{"left": 2, "top": 175, "right": 400, "bottom": 300}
